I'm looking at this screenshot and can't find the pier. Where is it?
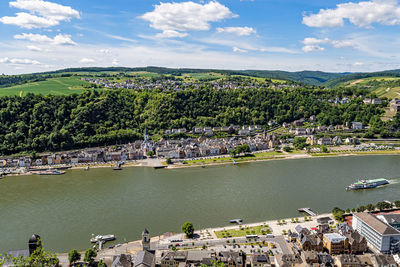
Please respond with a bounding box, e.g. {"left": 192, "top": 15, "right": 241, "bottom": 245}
{"left": 298, "top": 208, "right": 317, "bottom": 216}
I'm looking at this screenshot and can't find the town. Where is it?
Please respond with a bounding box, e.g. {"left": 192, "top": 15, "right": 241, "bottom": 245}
{"left": 5, "top": 201, "right": 400, "bottom": 266}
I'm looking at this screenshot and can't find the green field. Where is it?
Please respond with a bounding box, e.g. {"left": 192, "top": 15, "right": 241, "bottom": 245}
{"left": 343, "top": 76, "right": 400, "bottom": 99}
{"left": 0, "top": 77, "right": 101, "bottom": 96}
{"left": 215, "top": 225, "right": 272, "bottom": 238}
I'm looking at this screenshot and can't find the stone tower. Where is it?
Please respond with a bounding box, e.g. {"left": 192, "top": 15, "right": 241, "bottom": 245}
{"left": 142, "top": 228, "right": 150, "bottom": 251}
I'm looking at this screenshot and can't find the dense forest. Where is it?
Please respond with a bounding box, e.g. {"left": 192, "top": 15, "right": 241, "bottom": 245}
{"left": 0, "top": 87, "right": 388, "bottom": 155}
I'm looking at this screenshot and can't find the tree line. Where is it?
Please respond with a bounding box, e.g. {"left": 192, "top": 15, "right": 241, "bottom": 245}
{"left": 0, "top": 87, "right": 385, "bottom": 155}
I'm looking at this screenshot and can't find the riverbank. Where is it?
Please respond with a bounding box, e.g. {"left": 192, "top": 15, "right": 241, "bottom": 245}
{"left": 4, "top": 149, "right": 400, "bottom": 176}
{"left": 57, "top": 212, "right": 333, "bottom": 266}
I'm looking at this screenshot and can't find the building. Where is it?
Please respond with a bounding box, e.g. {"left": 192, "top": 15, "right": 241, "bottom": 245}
{"left": 299, "top": 234, "right": 323, "bottom": 252}
{"left": 112, "top": 254, "right": 133, "bottom": 267}
{"left": 344, "top": 231, "right": 368, "bottom": 254}
{"left": 160, "top": 251, "right": 187, "bottom": 267}
{"left": 142, "top": 228, "right": 150, "bottom": 251}
{"left": 334, "top": 254, "right": 362, "bottom": 267}
{"left": 323, "top": 233, "right": 347, "bottom": 254}
{"left": 274, "top": 254, "right": 303, "bottom": 266}
{"left": 351, "top": 122, "right": 363, "bottom": 130}
{"left": 377, "top": 214, "right": 400, "bottom": 231}
{"left": 353, "top": 212, "right": 400, "bottom": 253}
{"left": 250, "top": 253, "right": 271, "bottom": 267}
{"left": 134, "top": 250, "right": 155, "bottom": 267}
{"left": 371, "top": 254, "right": 397, "bottom": 267}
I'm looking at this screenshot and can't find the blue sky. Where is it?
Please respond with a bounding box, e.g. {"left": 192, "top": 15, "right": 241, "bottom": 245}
{"left": 1, "top": 0, "right": 400, "bottom": 74}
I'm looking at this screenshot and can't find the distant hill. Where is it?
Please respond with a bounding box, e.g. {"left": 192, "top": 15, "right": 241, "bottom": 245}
{"left": 41, "top": 67, "right": 349, "bottom": 86}
{"left": 323, "top": 69, "right": 400, "bottom": 87}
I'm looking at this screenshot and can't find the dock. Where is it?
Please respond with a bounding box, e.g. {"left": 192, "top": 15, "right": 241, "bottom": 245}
{"left": 229, "top": 219, "right": 243, "bottom": 225}
{"left": 298, "top": 208, "right": 317, "bottom": 216}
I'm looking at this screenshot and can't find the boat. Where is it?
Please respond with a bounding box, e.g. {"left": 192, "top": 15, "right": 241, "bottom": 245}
{"left": 90, "top": 234, "right": 116, "bottom": 243}
{"left": 346, "top": 178, "right": 389, "bottom": 190}
{"left": 201, "top": 162, "right": 205, "bottom": 168}
{"left": 113, "top": 163, "right": 122, "bottom": 170}
{"left": 154, "top": 166, "right": 166, "bottom": 169}
{"left": 84, "top": 166, "right": 90, "bottom": 171}
{"left": 233, "top": 159, "right": 238, "bottom": 165}
{"left": 33, "top": 170, "right": 66, "bottom": 175}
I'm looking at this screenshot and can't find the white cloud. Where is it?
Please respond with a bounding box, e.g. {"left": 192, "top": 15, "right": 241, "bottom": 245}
{"left": 0, "top": 0, "right": 79, "bottom": 29}
{"left": 303, "top": 0, "right": 400, "bottom": 28}
{"left": 140, "top": 1, "right": 237, "bottom": 37}
{"left": 155, "top": 30, "right": 188, "bottom": 38}
{"left": 112, "top": 58, "right": 119, "bottom": 66}
{"left": 14, "top": 33, "right": 76, "bottom": 45}
{"left": 97, "top": 49, "right": 111, "bottom": 54}
{"left": 233, "top": 47, "right": 248, "bottom": 53}
{"left": 27, "top": 45, "right": 42, "bottom": 51}
{"left": 216, "top": 26, "right": 256, "bottom": 36}
{"left": 106, "top": 34, "right": 136, "bottom": 43}
{"left": 79, "top": 58, "right": 95, "bottom": 64}
{"left": 0, "top": 57, "right": 40, "bottom": 65}
{"left": 301, "top": 37, "right": 357, "bottom": 52}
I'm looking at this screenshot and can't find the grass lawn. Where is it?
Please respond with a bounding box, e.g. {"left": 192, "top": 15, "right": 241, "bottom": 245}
{"left": 0, "top": 77, "right": 102, "bottom": 96}
{"left": 215, "top": 225, "right": 272, "bottom": 238}
{"left": 183, "top": 151, "right": 284, "bottom": 166}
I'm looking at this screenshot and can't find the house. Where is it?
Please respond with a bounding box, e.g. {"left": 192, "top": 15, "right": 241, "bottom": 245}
{"left": 250, "top": 253, "right": 271, "bottom": 267}
{"left": 334, "top": 255, "right": 362, "bottom": 267}
{"left": 194, "top": 128, "right": 203, "bottom": 134}
{"left": 344, "top": 231, "right": 368, "bottom": 254}
{"left": 332, "top": 136, "right": 343, "bottom": 145}
{"left": 294, "top": 128, "right": 307, "bottom": 136}
{"left": 299, "top": 234, "right": 324, "bottom": 252}
{"left": 217, "top": 251, "right": 245, "bottom": 267}
{"left": 161, "top": 251, "right": 187, "bottom": 267}
{"left": 372, "top": 98, "right": 382, "bottom": 105}
{"left": 323, "top": 233, "right": 347, "bottom": 254}
{"left": 165, "top": 130, "right": 172, "bottom": 135}
{"left": 351, "top": 122, "right": 363, "bottom": 130}
{"left": 238, "top": 129, "right": 250, "bottom": 136}
{"left": 303, "top": 251, "right": 319, "bottom": 265}
{"left": 309, "top": 115, "right": 317, "bottom": 121}
{"left": 111, "top": 254, "right": 133, "bottom": 267}
{"left": 274, "top": 254, "right": 303, "bottom": 267}
{"left": 317, "top": 137, "right": 333, "bottom": 146}
{"left": 363, "top": 98, "right": 372, "bottom": 104}
{"left": 390, "top": 99, "right": 400, "bottom": 113}
{"left": 306, "top": 136, "right": 318, "bottom": 146}
{"left": 371, "top": 254, "right": 397, "bottom": 267}
{"left": 318, "top": 253, "right": 334, "bottom": 266}
{"left": 134, "top": 251, "right": 155, "bottom": 267}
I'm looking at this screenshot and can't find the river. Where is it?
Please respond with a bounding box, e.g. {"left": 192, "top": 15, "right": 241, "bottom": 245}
{"left": 1, "top": 155, "right": 400, "bottom": 252}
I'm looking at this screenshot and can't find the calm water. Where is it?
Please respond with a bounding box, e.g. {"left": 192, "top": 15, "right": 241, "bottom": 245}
{"left": 1, "top": 155, "right": 400, "bottom": 252}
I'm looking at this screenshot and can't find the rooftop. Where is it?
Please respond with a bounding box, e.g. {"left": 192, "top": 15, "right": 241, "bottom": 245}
{"left": 354, "top": 212, "right": 400, "bottom": 236}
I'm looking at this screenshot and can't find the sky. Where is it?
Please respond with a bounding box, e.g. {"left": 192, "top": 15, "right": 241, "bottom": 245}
{"left": 1, "top": 0, "right": 400, "bottom": 74}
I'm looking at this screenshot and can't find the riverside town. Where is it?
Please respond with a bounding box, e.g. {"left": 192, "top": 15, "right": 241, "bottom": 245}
{"left": 5, "top": 0, "right": 400, "bottom": 266}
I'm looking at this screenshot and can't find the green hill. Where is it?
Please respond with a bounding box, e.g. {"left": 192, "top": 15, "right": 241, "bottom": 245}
{"left": 0, "top": 76, "right": 99, "bottom": 96}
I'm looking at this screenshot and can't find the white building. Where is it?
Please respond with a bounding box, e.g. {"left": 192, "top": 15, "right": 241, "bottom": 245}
{"left": 353, "top": 213, "right": 400, "bottom": 253}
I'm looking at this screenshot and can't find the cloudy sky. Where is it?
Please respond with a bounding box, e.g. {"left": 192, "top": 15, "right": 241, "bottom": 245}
{"left": 1, "top": 0, "right": 400, "bottom": 74}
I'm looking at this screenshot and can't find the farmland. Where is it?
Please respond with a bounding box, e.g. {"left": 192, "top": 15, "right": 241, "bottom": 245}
{"left": 0, "top": 76, "right": 99, "bottom": 96}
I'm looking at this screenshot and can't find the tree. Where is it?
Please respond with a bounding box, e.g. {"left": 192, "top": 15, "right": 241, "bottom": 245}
{"left": 182, "top": 222, "right": 195, "bottom": 238}
{"left": 283, "top": 146, "right": 292, "bottom": 152}
{"left": 166, "top": 158, "right": 173, "bottom": 164}
{"left": 395, "top": 201, "right": 400, "bottom": 208}
{"left": 84, "top": 248, "right": 97, "bottom": 266}
{"left": 366, "top": 203, "right": 375, "bottom": 211}
{"left": 4, "top": 240, "right": 59, "bottom": 266}
{"left": 98, "top": 259, "right": 107, "bottom": 267}
{"left": 147, "top": 150, "right": 155, "bottom": 157}
{"left": 376, "top": 201, "right": 392, "bottom": 211}
{"left": 321, "top": 146, "right": 328, "bottom": 153}
{"left": 69, "top": 249, "right": 81, "bottom": 265}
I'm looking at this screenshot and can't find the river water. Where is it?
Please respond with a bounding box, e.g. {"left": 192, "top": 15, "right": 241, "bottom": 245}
{"left": 1, "top": 155, "right": 400, "bottom": 252}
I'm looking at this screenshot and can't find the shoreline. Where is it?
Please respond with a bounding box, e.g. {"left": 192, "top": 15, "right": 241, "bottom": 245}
{"left": 4, "top": 150, "right": 400, "bottom": 176}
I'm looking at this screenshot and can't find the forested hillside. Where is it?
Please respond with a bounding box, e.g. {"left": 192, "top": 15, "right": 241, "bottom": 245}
{"left": 0, "top": 87, "right": 386, "bottom": 155}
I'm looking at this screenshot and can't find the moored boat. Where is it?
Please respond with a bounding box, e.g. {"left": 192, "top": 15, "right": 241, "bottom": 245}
{"left": 90, "top": 234, "right": 116, "bottom": 243}
{"left": 346, "top": 178, "right": 389, "bottom": 190}
{"left": 33, "top": 170, "right": 66, "bottom": 175}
